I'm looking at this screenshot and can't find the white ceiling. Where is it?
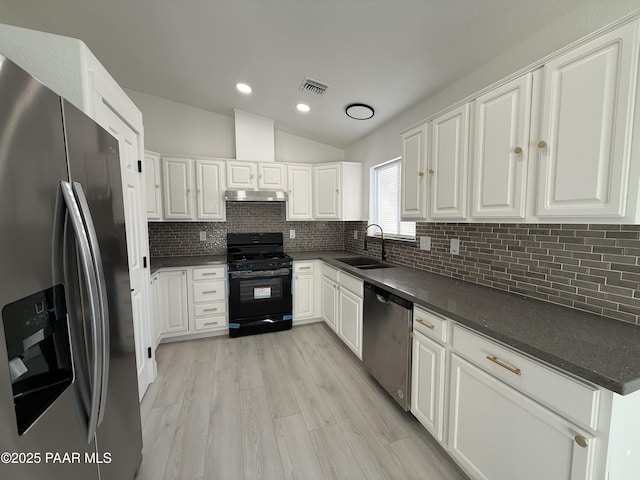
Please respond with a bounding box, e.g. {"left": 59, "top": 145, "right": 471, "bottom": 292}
{"left": 1, "top": 0, "right": 588, "bottom": 148}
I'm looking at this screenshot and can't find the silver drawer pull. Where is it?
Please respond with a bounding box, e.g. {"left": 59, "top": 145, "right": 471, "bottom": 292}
{"left": 574, "top": 435, "right": 588, "bottom": 448}
{"left": 416, "top": 318, "right": 435, "bottom": 330}
{"left": 203, "top": 321, "right": 218, "bottom": 326}
{"left": 203, "top": 308, "right": 218, "bottom": 312}
{"left": 299, "top": 266, "right": 311, "bottom": 270}
{"left": 203, "top": 290, "right": 217, "bottom": 294}
{"left": 486, "top": 355, "right": 521, "bottom": 376}
{"left": 202, "top": 272, "right": 218, "bottom": 276}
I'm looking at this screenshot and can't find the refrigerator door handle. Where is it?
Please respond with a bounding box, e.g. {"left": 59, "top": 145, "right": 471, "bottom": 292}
{"left": 71, "top": 182, "right": 110, "bottom": 427}
{"left": 59, "top": 181, "right": 103, "bottom": 443}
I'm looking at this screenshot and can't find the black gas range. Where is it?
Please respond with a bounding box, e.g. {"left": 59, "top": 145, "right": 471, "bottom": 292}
{"left": 227, "top": 233, "right": 293, "bottom": 337}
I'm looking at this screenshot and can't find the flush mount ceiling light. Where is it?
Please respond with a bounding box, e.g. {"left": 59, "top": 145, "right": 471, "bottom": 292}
{"left": 236, "top": 83, "right": 252, "bottom": 94}
{"left": 296, "top": 103, "right": 310, "bottom": 113}
{"left": 345, "top": 103, "right": 375, "bottom": 120}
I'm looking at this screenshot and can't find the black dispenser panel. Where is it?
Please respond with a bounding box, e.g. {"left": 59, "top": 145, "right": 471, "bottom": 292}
{"left": 2, "top": 285, "right": 72, "bottom": 435}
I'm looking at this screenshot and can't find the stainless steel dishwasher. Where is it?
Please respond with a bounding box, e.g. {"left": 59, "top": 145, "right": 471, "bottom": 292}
{"left": 362, "top": 282, "right": 413, "bottom": 411}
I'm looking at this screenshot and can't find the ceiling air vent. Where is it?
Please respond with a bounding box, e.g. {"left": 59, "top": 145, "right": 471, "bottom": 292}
{"left": 299, "top": 77, "right": 329, "bottom": 96}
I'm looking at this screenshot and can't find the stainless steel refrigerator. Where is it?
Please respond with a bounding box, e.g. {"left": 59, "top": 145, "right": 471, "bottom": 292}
{"left": 0, "top": 54, "right": 142, "bottom": 479}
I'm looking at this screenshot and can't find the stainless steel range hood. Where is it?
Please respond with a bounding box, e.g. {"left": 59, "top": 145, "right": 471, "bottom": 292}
{"left": 224, "top": 190, "right": 288, "bottom": 202}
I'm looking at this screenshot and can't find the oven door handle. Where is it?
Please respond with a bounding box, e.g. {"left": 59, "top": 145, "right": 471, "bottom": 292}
{"left": 229, "top": 269, "right": 291, "bottom": 279}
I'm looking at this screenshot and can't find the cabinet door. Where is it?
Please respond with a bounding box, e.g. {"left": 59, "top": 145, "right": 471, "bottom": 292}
{"left": 411, "top": 332, "right": 446, "bottom": 442}
{"left": 195, "top": 160, "right": 225, "bottom": 220}
{"left": 163, "top": 157, "right": 193, "bottom": 219}
{"left": 150, "top": 274, "right": 161, "bottom": 347}
{"left": 401, "top": 124, "right": 428, "bottom": 219}
{"left": 287, "top": 165, "right": 313, "bottom": 220}
{"left": 472, "top": 74, "right": 532, "bottom": 219}
{"left": 293, "top": 273, "right": 314, "bottom": 321}
{"left": 226, "top": 161, "right": 257, "bottom": 189}
{"left": 144, "top": 153, "right": 163, "bottom": 220}
{"left": 448, "top": 354, "right": 595, "bottom": 480}
{"left": 537, "top": 22, "right": 639, "bottom": 218}
{"left": 338, "top": 287, "right": 363, "bottom": 359}
{"left": 321, "top": 276, "right": 338, "bottom": 331}
{"left": 314, "top": 164, "right": 341, "bottom": 219}
{"left": 258, "top": 163, "right": 286, "bottom": 189}
{"left": 157, "top": 270, "right": 189, "bottom": 334}
{"left": 429, "top": 104, "right": 470, "bottom": 220}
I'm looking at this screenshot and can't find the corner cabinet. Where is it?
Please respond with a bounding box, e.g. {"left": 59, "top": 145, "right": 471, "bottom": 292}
{"left": 313, "top": 163, "right": 363, "bottom": 220}
{"left": 401, "top": 124, "right": 428, "bottom": 220}
{"left": 536, "top": 21, "right": 640, "bottom": 219}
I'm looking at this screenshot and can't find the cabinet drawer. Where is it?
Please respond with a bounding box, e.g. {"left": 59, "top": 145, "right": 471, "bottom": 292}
{"left": 322, "top": 263, "right": 339, "bottom": 283}
{"left": 294, "top": 261, "right": 315, "bottom": 273}
{"left": 194, "top": 302, "right": 226, "bottom": 317}
{"left": 413, "top": 305, "right": 448, "bottom": 344}
{"left": 452, "top": 325, "right": 600, "bottom": 430}
{"left": 339, "top": 271, "right": 362, "bottom": 296}
{"left": 194, "top": 315, "right": 226, "bottom": 331}
{"left": 192, "top": 266, "right": 225, "bottom": 281}
{"left": 193, "top": 280, "right": 226, "bottom": 302}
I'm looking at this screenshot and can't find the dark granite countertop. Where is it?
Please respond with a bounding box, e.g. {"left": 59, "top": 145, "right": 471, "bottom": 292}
{"left": 150, "top": 255, "right": 226, "bottom": 274}
{"left": 290, "top": 250, "right": 640, "bottom": 395}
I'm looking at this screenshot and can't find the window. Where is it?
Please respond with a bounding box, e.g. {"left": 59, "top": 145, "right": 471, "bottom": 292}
{"left": 370, "top": 158, "right": 415, "bottom": 239}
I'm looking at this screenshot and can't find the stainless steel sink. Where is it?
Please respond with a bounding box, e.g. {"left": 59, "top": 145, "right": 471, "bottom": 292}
{"left": 335, "top": 256, "right": 393, "bottom": 269}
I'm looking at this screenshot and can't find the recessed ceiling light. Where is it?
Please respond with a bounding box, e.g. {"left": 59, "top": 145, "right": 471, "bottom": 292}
{"left": 345, "top": 103, "right": 375, "bottom": 120}
{"left": 236, "top": 83, "right": 252, "bottom": 94}
{"left": 296, "top": 103, "right": 310, "bottom": 113}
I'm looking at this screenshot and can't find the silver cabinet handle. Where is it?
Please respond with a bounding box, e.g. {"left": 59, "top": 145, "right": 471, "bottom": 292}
{"left": 203, "top": 321, "right": 219, "bottom": 326}
{"left": 299, "top": 266, "right": 311, "bottom": 270}
{"left": 203, "top": 308, "right": 218, "bottom": 312}
{"left": 203, "top": 290, "right": 217, "bottom": 294}
{"left": 575, "top": 435, "right": 589, "bottom": 448}
{"left": 201, "top": 272, "right": 217, "bottom": 276}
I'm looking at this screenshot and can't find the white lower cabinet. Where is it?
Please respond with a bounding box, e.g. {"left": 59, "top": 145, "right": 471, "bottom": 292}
{"left": 448, "top": 353, "right": 593, "bottom": 480}
{"left": 156, "top": 269, "right": 189, "bottom": 335}
{"left": 411, "top": 331, "right": 446, "bottom": 442}
{"left": 320, "top": 263, "right": 363, "bottom": 359}
{"left": 293, "top": 261, "right": 318, "bottom": 322}
{"left": 155, "top": 265, "right": 228, "bottom": 340}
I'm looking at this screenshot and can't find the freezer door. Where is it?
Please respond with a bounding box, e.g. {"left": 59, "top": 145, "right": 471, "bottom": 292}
{"left": 63, "top": 101, "right": 143, "bottom": 480}
{"left": 0, "top": 55, "right": 98, "bottom": 479}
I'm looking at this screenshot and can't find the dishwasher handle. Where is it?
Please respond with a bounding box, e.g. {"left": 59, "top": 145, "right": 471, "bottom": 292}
{"left": 364, "top": 282, "right": 413, "bottom": 310}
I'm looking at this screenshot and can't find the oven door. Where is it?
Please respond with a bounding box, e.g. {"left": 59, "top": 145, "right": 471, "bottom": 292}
{"left": 228, "top": 268, "right": 292, "bottom": 321}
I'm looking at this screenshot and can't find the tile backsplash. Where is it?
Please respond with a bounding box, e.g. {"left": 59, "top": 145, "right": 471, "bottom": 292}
{"left": 150, "top": 209, "right": 640, "bottom": 324}
{"left": 148, "top": 202, "right": 344, "bottom": 257}
{"left": 345, "top": 222, "right": 640, "bottom": 324}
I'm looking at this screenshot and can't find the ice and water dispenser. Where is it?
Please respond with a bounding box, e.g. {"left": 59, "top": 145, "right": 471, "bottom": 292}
{"left": 2, "top": 285, "right": 73, "bottom": 434}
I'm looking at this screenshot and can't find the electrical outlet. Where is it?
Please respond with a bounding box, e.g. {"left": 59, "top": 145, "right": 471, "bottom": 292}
{"left": 199, "top": 231, "right": 207, "bottom": 242}
{"left": 419, "top": 236, "right": 431, "bottom": 251}
{"left": 450, "top": 238, "right": 460, "bottom": 255}
{"left": 290, "top": 229, "right": 296, "bottom": 239}
{"left": 353, "top": 230, "right": 358, "bottom": 239}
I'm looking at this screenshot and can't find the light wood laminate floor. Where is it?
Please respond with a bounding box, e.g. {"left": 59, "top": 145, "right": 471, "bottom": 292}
{"left": 137, "top": 322, "right": 470, "bottom": 480}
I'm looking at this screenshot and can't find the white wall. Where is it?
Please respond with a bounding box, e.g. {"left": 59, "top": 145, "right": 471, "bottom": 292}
{"left": 346, "top": 0, "right": 640, "bottom": 212}
{"left": 126, "top": 88, "right": 344, "bottom": 162}
{"left": 126, "top": 89, "right": 236, "bottom": 157}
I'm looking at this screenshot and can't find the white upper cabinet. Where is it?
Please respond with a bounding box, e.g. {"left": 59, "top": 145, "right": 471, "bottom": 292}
{"left": 226, "top": 160, "right": 258, "bottom": 189}
{"left": 163, "top": 156, "right": 225, "bottom": 221}
{"left": 471, "top": 73, "right": 533, "bottom": 219}
{"left": 195, "top": 159, "right": 225, "bottom": 221}
{"left": 401, "top": 124, "right": 428, "bottom": 220}
{"left": 313, "top": 162, "right": 363, "bottom": 220}
{"left": 163, "top": 157, "right": 193, "bottom": 220}
{"left": 429, "top": 104, "right": 470, "bottom": 220}
{"left": 536, "top": 21, "right": 640, "bottom": 219}
{"left": 144, "top": 151, "right": 163, "bottom": 220}
{"left": 287, "top": 164, "right": 313, "bottom": 220}
{"left": 258, "top": 163, "right": 286, "bottom": 189}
